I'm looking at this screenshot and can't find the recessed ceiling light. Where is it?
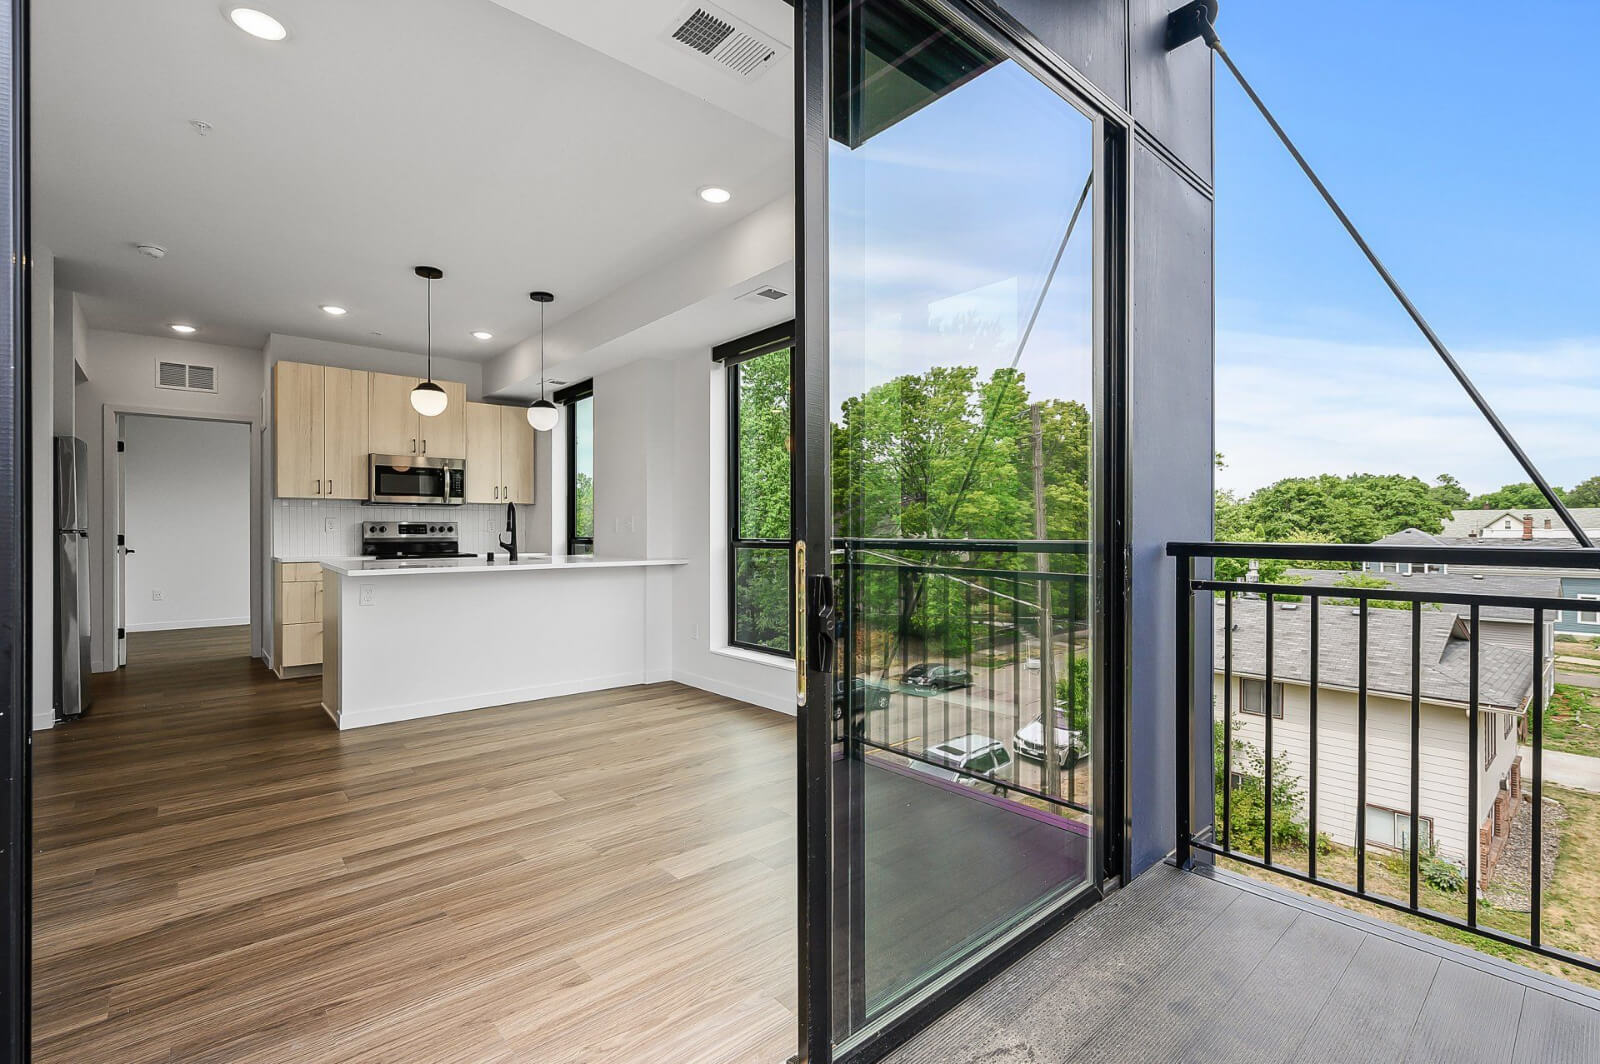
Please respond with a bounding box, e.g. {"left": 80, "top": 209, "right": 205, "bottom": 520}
{"left": 169, "top": 323, "right": 197, "bottom": 334}
{"left": 471, "top": 330, "right": 494, "bottom": 341}
{"left": 228, "top": 8, "right": 287, "bottom": 41}
{"left": 320, "top": 305, "right": 348, "bottom": 316}
{"left": 698, "top": 186, "right": 732, "bottom": 205}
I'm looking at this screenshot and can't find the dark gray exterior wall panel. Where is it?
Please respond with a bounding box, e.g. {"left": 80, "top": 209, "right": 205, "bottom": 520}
{"left": 1128, "top": 0, "right": 1213, "bottom": 184}
{"left": 991, "top": 0, "right": 1128, "bottom": 108}
{"left": 1127, "top": 141, "right": 1214, "bottom": 875}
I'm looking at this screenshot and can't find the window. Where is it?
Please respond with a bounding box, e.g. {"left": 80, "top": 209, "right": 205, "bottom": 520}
{"left": 716, "top": 324, "right": 795, "bottom": 656}
{"left": 559, "top": 381, "right": 594, "bottom": 555}
{"left": 1578, "top": 595, "right": 1600, "bottom": 626}
{"left": 1364, "top": 805, "right": 1433, "bottom": 853}
{"left": 1480, "top": 710, "right": 1497, "bottom": 770}
{"left": 1240, "top": 678, "right": 1284, "bottom": 719}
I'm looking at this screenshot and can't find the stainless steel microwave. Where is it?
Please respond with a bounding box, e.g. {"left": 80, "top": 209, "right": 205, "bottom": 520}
{"left": 368, "top": 454, "right": 465, "bottom": 506}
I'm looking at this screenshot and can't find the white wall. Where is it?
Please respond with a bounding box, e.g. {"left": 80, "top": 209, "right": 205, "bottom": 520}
{"left": 74, "top": 329, "right": 266, "bottom": 669}
{"left": 122, "top": 416, "right": 251, "bottom": 631}
{"left": 30, "top": 249, "right": 56, "bottom": 728}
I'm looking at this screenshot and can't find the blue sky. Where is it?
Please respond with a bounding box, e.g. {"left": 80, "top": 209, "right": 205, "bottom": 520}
{"left": 1215, "top": 1, "right": 1600, "bottom": 495}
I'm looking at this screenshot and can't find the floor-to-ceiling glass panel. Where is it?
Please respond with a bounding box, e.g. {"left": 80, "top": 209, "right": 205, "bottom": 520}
{"left": 827, "top": 0, "right": 1102, "bottom": 1044}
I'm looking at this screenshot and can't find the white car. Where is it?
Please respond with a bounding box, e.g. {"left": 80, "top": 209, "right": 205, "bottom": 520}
{"left": 907, "top": 734, "right": 1011, "bottom": 788}
{"left": 1012, "top": 710, "right": 1086, "bottom": 767}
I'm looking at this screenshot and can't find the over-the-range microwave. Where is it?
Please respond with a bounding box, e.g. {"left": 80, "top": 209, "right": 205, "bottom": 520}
{"left": 368, "top": 454, "right": 465, "bottom": 506}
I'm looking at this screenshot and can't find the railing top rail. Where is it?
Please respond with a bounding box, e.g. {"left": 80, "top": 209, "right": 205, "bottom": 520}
{"left": 1192, "top": 578, "right": 1576, "bottom": 615}
{"left": 837, "top": 537, "right": 1090, "bottom": 554}
{"left": 1168, "top": 540, "right": 1599, "bottom": 569}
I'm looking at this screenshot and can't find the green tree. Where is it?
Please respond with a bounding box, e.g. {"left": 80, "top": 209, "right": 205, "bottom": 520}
{"left": 1565, "top": 476, "right": 1600, "bottom": 508}
{"left": 1214, "top": 725, "right": 1307, "bottom": 854}
{"left": 1470, "top": 481, "right": 1566, "bottom": 510}
{"left": 1429, "top": 473, "right": 1470, "bottom": 510}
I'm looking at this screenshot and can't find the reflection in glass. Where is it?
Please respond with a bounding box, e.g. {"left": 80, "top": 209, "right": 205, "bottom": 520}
{"left": 570, "top": 395, "right": 594, "bottom": 553}
{"left": 827, "top": 0, "right": 1100, "bottom": 1045}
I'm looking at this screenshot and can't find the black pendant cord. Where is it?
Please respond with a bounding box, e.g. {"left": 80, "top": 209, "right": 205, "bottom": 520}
{"left": 538, "top": 300, "right": 545, "bottom": 402}
{"left": 425, "top": 274, "right": 433, "bottom": 383}
{"left": 1189, "top": 17, "right": 1592, "bottom": 547}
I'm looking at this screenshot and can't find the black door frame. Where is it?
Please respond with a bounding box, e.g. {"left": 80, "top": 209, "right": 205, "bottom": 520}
{"left": 793, "top": 2, "right": 1133, "bottom": 1061}
{"left": 1, "top": 0, "right": 30, "bottom": 1059}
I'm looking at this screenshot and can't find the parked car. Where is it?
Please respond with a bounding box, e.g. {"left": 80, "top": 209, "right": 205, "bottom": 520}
{"left": 833, "top": 677, "right": 892, "bottom": 716}
{"left": 906, "top": 664, "right": 973, "bottom": 690}
{"left": 1012, "top": 708, "right": 1086, "bottom": 767}
{"left": 900, "top": 663, "right": 932, "bottom": 685}
{"left": 907, "top": 734, "right": 1011, "bottom": 790}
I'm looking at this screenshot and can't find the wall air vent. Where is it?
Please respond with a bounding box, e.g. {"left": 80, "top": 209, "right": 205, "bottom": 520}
{"left": 666, "top": 3, "right": 786, "bottom": 80}
{"left": 155, "top": 360, "right": 218, "bottom": 393}
{"left": 737, "top": 285, "right": 789, "bottom": 305}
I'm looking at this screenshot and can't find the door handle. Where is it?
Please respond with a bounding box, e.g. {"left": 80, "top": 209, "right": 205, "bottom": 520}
{"left": 809, "top": 572, "right": 837, "bottom": 675}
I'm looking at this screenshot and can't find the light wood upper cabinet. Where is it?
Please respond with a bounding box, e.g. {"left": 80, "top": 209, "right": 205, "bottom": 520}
{"left": 322, "top": 367, "right": 369, "bottom": 500}
{"left": 500, "top": 405, "right": 535, "bottom": 504}
{"left": 275, "top": 361, "right": 326, "bottom": 498}
{"left": 368, "top": 373, "right": 422, "bottom": 456}
{"left": 424, "top": 380, "right": 467, "bottom": 459}
{"left": 465, "top": 402, "right": 502, "bottom": 503}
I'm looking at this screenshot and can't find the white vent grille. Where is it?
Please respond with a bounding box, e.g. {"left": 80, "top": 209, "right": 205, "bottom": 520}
{"left": 156, "top": 360, "right": 217, "bottom": 393}
{"left": 666, "top": 3, "right": 785, "bottom": 80}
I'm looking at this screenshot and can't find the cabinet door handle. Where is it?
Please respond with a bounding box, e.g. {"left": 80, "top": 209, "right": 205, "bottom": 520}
{"left": 411, "top": 438, "right": 417, "bottom": 454}
{"left": 422, "top": 439, "right": 427, "bottom": 454}
{"left": 493, "top": 486, "right": 499, "bottom": 499}
{"left": 328, "top": 480, "right": 333, "bottom": 497}
{"left": 315, "top": 479, "right": 322, "bottom": 495}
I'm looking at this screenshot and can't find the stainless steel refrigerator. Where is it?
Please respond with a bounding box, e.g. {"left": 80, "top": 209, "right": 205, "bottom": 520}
{"left": 55, "top": 436, "right": 92, "bottom": 719}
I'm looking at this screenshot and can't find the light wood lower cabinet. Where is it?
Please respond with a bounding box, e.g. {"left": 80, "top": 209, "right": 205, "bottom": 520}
{"left": 274, "top": 561, "right": 324, "bottom": 676}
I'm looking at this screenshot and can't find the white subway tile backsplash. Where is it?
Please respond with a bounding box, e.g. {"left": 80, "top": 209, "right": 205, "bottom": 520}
{"left": 272, "top": 500, "right": 530, "bottom": 559}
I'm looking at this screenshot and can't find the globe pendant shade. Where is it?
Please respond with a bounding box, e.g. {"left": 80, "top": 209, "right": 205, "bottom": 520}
{"left": 410, "top": 380, "right": 448, "bottom": 417}
{"left": 526, "top": 399, "right": 559, "bottom": 431}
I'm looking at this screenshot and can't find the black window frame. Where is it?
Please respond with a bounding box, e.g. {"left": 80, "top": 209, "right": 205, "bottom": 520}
{"left": 556, "top": 380, "right": 594, "bottom": 555}
{"left": 715, "top": 322, "right": 796, "bottom": 657}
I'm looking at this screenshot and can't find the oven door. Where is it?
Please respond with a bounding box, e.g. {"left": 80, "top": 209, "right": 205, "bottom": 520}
{"left": 369, "top": 454, "right": 453, "bottom": 505}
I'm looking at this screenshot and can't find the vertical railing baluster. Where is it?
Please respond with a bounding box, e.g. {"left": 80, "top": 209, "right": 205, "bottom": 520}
{"left": 1175, "top": 553, "right": 1194, "bottom": 869}
{"left": 1467, "top": 604, "right": 1480, "bottom": 928}
{"left": 1309, "top": 593, "right": 1319, "bottom": 879}
{"left": 1012, "top": 574, "right": 1022, "bottom": 787}
{"left": 1264, "top": 592, "right": 1276, "bottom": 867}
{"left": 1068, "top": 575, "right": 1077, "bottom": 806}
{"left": 1532, "top": 608, "right": 1545, "bottom": 948}
{"left": 964, "top": 577, "right": 973, "bottom": 769}
{"left": 1409, "top": 603, "right": 1422, "bottom": 912}
{"left": 1223, "top": 590, "right": 1233, "bottom": 851}
{"left": 1357, "top": 600, "right": 1369, "bottom": 895}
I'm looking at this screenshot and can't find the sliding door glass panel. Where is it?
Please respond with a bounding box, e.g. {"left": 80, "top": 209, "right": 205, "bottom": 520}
{"left": 827, "top": 0, "right": 1101, "bottom": 1044}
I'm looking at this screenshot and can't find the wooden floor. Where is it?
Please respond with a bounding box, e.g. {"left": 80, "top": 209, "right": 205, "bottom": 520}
{"left": 32, "top": 628, "right": 798, "bottom": 1063}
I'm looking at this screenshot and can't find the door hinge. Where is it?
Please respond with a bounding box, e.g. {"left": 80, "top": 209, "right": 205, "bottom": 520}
{"left": 117, "top": 440, "right": 125, "bottom": 452}
{"left": 117, "top": 627, "right": 125, "bottom": 639}
{"left": 117, "top": 534, "right": 125, "bottom": 546}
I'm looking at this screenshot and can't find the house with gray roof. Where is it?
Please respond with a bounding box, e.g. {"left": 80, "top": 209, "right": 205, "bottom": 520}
{"left": 1214, "top": 598, "right": 1536, "bottom": 874}
{"left": 1440, "top": 507, "right": 1600, "bottom": 540}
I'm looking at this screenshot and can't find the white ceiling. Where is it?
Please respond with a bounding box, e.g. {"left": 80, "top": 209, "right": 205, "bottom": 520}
{"left": 32, "top": 0, "right": 793, "bottom": 365}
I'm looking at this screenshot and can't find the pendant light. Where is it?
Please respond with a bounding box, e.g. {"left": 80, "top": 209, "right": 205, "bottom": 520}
{"left": 526, "top": 291, "right": 559, "bottom": 431}
{"left": 410, "top": 266, "right": 448, "bottom": 417}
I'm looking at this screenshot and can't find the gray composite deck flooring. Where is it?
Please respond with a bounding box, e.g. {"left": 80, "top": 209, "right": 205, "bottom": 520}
{"left": 887, "top": 863, "right": 1600, "bottom": 1064}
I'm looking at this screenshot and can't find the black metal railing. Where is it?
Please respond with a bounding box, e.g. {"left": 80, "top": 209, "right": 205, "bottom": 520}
{"left": 833, "top": 537, "right": 1092, "bottom": 816}
{"left": 1170, "top": 540, "right": 1600, "bottom": 975}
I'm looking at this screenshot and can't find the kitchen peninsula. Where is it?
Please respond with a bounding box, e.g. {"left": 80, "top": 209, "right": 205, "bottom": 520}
{"left": 321, "top": 554, "right": 685, "bottom": 729}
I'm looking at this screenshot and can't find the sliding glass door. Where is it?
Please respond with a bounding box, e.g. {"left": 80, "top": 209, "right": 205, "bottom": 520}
{"left": 797, "top": 1, "right": 1119, "bottom": 1059}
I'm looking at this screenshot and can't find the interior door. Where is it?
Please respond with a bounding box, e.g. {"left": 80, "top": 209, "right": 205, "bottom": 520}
{"left": 797, "top": 2, "right": 1114, "bottom": 1059}
{"left": 115, "top": 419, "right": 128, "bottom": 667}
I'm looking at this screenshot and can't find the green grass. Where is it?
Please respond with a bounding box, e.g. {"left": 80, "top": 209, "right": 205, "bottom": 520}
{"left": 1545, "top": 684, "right": 1600, "bottom": 758}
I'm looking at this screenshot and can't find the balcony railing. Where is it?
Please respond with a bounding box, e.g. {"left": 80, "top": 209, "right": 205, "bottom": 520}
{"left": 1170, "top": 540, "right": 1600, "bottom": 977}
{"left": 834, "top": 537, "right": 1091, "bottom": 816}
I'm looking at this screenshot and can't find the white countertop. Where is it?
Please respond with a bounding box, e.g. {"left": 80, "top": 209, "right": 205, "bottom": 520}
{"left": 322, "top": 554, "right": 687, "bottom": 577}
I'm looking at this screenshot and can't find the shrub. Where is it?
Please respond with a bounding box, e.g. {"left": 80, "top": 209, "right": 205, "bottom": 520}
{"left": 1421, "top": 849, "right": 1465, "bottom": 894}
{"left": 1213, "top": 722, "right": 1307, "bottom": 853}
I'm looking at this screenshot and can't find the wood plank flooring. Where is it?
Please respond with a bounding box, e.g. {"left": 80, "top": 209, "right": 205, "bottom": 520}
{"left": 32, "top": 628, "right": 797, "bottom": 1063}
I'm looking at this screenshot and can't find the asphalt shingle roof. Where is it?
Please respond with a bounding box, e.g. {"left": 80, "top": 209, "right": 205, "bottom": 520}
{"left": 1213, "top": 597, "right": 1534, "bottom": 711}
{"left": 1280, "top": 567, "right": 1562, "bottom": 623}
{"left": 1439, "top": 507, "right": 1600, "bottom": 538}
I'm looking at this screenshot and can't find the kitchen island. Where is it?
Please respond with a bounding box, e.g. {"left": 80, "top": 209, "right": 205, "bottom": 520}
{"left": 321, "top": 554, "right": 685, "bottom": 729}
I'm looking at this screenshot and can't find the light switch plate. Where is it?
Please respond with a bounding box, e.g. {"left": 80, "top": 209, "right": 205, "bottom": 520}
{"left": 151, "top": 589, "right": 163, "bottom": 601}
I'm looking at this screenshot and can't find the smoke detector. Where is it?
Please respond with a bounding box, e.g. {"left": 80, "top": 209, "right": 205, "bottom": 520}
{"left": 665, "top": 3, "right": 786, "bottom": 80}
{"left": 135, "top": 243, "right": 167, "bottom": 260}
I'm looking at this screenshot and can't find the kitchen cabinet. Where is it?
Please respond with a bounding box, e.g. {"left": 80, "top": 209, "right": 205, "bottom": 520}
{"left": 464, "top": 402, "right": 535, "bottom": 504}
{"left": 273, "top": 561, "right": 325, "bottom": 676}
{"left": 368, "top": 372, "right": 465, "bottom": 459}
{"left": 274, "top": 362, "right": 369, "bottom": 500}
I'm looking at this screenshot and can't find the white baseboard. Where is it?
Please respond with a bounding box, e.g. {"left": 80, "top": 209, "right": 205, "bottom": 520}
{"left": 32, "top": 709, "right": 55, "bottom": 731}
{"left": 125, "top": 616, "right": 251, "bottom": 633}
{"left": 329, "top": 670, "right": 646, "bottom": 730}
{"left": 672, "top": 668, "right": 796, "bottom": 716}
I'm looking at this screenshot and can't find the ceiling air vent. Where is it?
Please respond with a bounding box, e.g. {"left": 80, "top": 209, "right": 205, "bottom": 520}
{"left": 666, "top": 3, "right": 786, "bottom": 80}
{"left": 155, "top": 360, "right": 218, "bottom": 393}
{"left": 737, "top": 285, "right": 789, "bottom": 305}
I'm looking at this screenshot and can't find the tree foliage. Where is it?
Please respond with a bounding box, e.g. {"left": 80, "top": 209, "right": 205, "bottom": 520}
{"left": 1468, "top": 481, "right": 1566, "bottom": 510}
{"left": 1563, "top": 476, "right": 1600, "bottom": 509}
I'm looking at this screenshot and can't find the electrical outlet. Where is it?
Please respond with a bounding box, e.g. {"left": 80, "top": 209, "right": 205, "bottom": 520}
{"left": 359, "top": 584, "right": 376, "bottom": 607}
{"left": 151, "top": 589, "right": 164, "bottom": 602}
{"left": 324, "top": 518, "right": 337, "bottom": 534}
